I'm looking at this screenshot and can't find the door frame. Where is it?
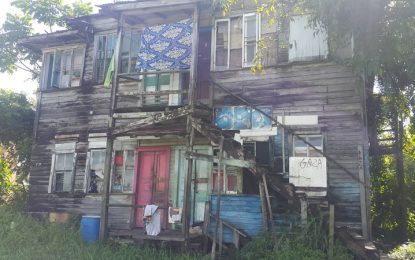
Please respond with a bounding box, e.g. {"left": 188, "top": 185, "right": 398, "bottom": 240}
{"left": 133, "top": 146, "right": 171, "bottom": 228}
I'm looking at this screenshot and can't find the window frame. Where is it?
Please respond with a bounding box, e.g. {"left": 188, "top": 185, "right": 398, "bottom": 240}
{"left": 111, "top": 149, "right": 135, "bottom": 194}
{"left": 293, "top": 135, "right": 324, "bottom": 157}
{"left": 242, "top": 13, "right": 261, "bottom": 67}
{"left": 212, "top": 18, "right": 231, "bottom": 70}
{"left": 85, "top": 149, "right": 106, "bottom": 194}
{"left": 93, "top": 32, "right": 117, "bottom": 83}
{"left": 48, "top": 149, "right": 77, "bottom": 194}
{"left": 119, "top": 30, "right": 141, "bottom": 74}
{"left": 41, "top": 45, "right": 86, "bottom": 91}
{"left": 212, "top": 13, "right": 262, "bottom": 70}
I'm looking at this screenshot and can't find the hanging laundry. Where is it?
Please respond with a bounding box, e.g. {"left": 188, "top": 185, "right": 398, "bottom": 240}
{"left": 143, "top": 204, "right": 161, "bottom": 236}
{"left": 136, "top": 19, "right": 193, "bottom": 71}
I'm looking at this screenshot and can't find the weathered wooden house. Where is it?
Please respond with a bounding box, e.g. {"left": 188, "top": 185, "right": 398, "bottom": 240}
{"left": 21, "top": 0, "right": 371, "bottom": 250}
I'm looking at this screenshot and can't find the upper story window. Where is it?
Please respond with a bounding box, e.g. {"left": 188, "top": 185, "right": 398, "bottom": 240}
{"left": 293, "top": 135, "right": 323, "bottom": 157}
{"left": 288, "top": 15, "right": 328, "bottom": 62}
{"left": 120, "top": 31, "right": 140, "bottom": 74}
{"left": 95, "top": 33, "right": 117, "bottom": 83}
{"left": 94, "top": 31, "right": 140, "bottom": 82}
{"left": 42, "top": 47, "right": 85, "bottom": 90}
{"left": 213, "top": 13, "right": 276, "bottom": 70}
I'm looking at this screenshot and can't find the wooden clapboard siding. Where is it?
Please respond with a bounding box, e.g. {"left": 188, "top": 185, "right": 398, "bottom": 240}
{"left": 27, "top": 85, "right": 111, "bottom": 216}
{"left": 212, "top": 62, "right": 366, "bottom": 229}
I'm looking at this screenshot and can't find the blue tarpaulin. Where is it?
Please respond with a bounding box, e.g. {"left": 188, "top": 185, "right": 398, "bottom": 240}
{"left": 136, "top": 19, "right": 193, "bottom": 71}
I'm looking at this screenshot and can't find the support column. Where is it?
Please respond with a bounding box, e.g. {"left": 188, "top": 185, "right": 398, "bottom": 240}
{"left": 182, "top": 3, "right": 199, "bottom": 243}
{"left": 99, "top": 19, "right": 123, "bottom": 242}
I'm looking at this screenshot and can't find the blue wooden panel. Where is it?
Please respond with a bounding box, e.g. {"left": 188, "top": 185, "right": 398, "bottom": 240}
{"left": 209, "top": 195, "right": 264, "bottom": 243}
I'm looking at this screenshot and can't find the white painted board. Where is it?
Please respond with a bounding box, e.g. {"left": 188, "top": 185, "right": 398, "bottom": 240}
{"left": 289, "top": 157, "right": 327, "bottom": 188}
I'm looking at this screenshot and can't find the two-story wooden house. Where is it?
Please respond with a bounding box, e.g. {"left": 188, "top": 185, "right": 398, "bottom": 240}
{"left": 21, "top": 0, "right": 371, "bottom": 249}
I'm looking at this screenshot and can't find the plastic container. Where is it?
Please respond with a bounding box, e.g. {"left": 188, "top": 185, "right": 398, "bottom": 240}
{"left": 80, "top": 215, "right": 101, "bottom": 243}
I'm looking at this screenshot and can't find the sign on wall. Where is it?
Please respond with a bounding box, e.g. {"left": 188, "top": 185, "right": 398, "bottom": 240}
{"left": 214, "top": 106, "right": 272, "bottom": 130}
{"left": 289, "top": 157, "right": 327, "bottom": 190}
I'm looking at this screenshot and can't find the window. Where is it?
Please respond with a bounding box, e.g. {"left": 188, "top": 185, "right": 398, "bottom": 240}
{"left": 86, "top": 149, "right": 106, "bottom": 193}
{"left": 243, "top": 13, "right": 260, "bottom": 67}
{"left": 49, "top": 153, "right": 76, "bottom": 193}
{"left": 112, "top": 150, "right": 134, "bottom": 193}
{"left": 95, "top": 33, "right": 117, "bottom": 82}
{"left": 120, "top": 31, "right": 141, "bottom": 74}
{"left": 95, "top": 31, "right": 140, "bottom": 82}
{"left": 42, "top": 47, "right": 85, "bottom": 89}
{"left": 213, "top": 13, "right": 264, "bottom": 70}
{"left": 293, "top": 135, "right": 323, "bottom": 157}
{"left": 288, "top": 15, "right": 328, "bottom": 62}
{"left": 143, "top": 73, "right": 182, "bottom": 106}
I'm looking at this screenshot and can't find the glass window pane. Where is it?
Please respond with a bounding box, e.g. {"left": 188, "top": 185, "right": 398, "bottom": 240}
{"left": 230, "top": 17, "right": 242, "bottom": 68}
{"left": 244, "top": 15, "right": 258, "bottom": 66}
{"left": 112, "top": 151, "right": 124, "bottom": 192}
{"left": 294, "top": 137, "right": 307, "bottom": 157}
{"left": 215, "top": 21, "right": 229, "bottom": 68}
{"left": 55, "top": 172, "right": 64, "bottom": 192}
{"left": 45, "top": 53, "right": 55, "bottom": 89}
{"left": 52, "top": 51, "right": 62, "bottom": 88}
{"left": 71, "top": 48, "right": 83, "bottom": 87}
{"left": 60, "top": 51, "right": 72, "bottom": 88}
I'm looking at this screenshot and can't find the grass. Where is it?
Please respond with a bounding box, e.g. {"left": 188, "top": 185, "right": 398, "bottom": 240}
{"left": 389, "top": 242, "right": 415, "bottom": 260}
{"left": 0, "top": 205, "right": 353, "bottom": 260}
{"left": 0, "top": 206, "right": 197, "bottom": 260}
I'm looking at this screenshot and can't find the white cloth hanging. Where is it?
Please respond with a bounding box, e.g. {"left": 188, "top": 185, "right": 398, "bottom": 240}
{"left": 143, "top": 204, "right": 161, "bottom": 236}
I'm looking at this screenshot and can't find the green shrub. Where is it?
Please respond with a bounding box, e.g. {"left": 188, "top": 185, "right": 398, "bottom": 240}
{"left": 236, "top": 219, "right": 352, "bottom": 260}
{"left": 389, "top": 242, "right": 415, "bottom": 260}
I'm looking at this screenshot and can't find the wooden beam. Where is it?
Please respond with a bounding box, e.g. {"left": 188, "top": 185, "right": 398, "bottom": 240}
{"left": 328, "top": 204, "right": 335, "bottom": 260}
{"left": 100, "top": 26, "right": 123, "bottom": 242}
{"left": 185, "top": 151, "right": 254, "bottom": 168}
{"left": 112, "top": 106, "right": 192, "bottom": 135}
{"left": 358, "top": 145, "right": 369, "bottom": 240}
{"left": 190, "top": 118, "right": 244, "bottom": 160}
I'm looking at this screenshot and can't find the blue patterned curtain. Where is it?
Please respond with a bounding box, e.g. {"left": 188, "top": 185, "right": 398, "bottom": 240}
{"left": 136, "top": 19, "right": 193, "bottom": 71}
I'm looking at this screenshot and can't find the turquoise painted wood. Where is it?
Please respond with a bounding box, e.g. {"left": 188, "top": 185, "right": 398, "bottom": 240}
{"left": 209, "top": 195, "right": 301, "bottom": 243}
{"left": 209, "top": 195, "right": 264, "bottom": 243}
{"left": 170, "top": 146, "right": 212, "bottom": 225}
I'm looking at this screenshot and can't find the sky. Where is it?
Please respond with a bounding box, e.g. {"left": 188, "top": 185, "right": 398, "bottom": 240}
{"left": 0, "top": 0, "right": 112, "bottom": 98}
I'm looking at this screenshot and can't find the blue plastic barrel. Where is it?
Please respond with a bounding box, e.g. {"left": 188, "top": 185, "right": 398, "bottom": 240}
{"left": 80, "top": 215, "right": 101, "bottom": 243}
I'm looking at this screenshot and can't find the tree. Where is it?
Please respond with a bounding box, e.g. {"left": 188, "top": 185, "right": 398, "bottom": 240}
{"left": 0, "top": 0, "right": 93, "bottom": 79}
{"left": 0, "top": 90, "right": 35, "bottom": 179}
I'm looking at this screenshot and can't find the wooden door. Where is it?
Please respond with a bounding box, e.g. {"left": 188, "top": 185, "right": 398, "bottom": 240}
{"left": 135, "top": 147, "right": 170, "bottom": 229}
{"left": 173, "top": 146, "right": 212, "bottom": 224}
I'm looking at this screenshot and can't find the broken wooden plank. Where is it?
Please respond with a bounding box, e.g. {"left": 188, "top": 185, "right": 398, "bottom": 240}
{"left": 112, "top": 106, "right": 192, "bottom": 135}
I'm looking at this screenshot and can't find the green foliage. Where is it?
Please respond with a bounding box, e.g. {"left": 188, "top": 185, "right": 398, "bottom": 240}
{"left": 0, "top": 90, "right": 34, "bottom": 178}
{"left": 389, "top": 242, "right": 415, "bottom": 260}
{"left": 0, "top": 206, "right": 199, "bottom": 260}
{"left": 234, "top": 219, "right": 352, "bottom": 260}
{"left": 0, "top": 0, "right": 92, "bottom": 78}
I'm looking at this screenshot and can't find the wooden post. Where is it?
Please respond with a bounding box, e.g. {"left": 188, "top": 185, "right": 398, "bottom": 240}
{"left": 211, "top": 137, "right": 224, "bottom": 260}
{"left": 300, "top": 197, "right": 308, "bottom": 225}
{"left": 328, "top": 204, "right": 335, "bottom": 260}
{"left": 182, "top": 3, "right": 199, "bottom": 246}
{"left": 99, "top": 20, "right": 123, "bottom": 242}
{"left": 262, "top": 174, "right": 274, "bottom": 232}
{"left": 358, "top": 145, "right": 368, "bottom": 240}
{"left": 259, "top": 182, "right": 268, "bottom": 231}
{"left": 203, "top": 201, "right": 211, "bottom": 252}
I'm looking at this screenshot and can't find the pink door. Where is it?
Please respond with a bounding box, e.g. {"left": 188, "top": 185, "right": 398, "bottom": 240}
{"left": 135, "top": 147, "right": 170, "bottom": 229}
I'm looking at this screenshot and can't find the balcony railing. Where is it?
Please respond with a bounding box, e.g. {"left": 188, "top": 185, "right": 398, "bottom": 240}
{"left": 117, "top": 71, "right": 190, "bottom": 110}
